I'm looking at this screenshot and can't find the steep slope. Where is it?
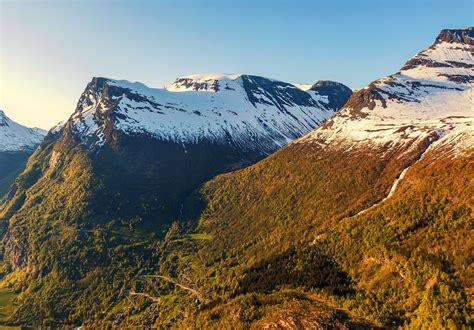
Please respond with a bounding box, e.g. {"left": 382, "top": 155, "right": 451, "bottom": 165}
{"left": 145, "top": 27, "right": 472, "bottom": 328}
{"left": 0, "top": 110, "right": 46, "bottom": 197}
{"left": 194, "top": 25, "right": 472, "bottom": 261}
{"left": 0, "top": 74, "right": 350, "bottom": 325}
{"left": 304, "top": 27, "right": 472, "bottom": 146}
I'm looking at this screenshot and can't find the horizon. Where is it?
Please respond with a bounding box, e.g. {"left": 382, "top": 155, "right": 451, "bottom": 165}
{"left": 1, "top": 0, "right": 472, "bottom": 129}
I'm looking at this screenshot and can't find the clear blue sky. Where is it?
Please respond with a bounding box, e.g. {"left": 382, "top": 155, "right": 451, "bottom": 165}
{"left": 1, "top": 0, "right": 472, "bottom": 129}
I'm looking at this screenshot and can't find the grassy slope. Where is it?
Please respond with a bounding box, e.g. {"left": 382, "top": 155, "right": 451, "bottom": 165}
{"left": 194, "top": 137, "right": 428, "bottom": 271}
{"left": 0, "top": 287, "right": 18, "bottom": 322}
{"left": 319, "top": 147, "right": 473, "bottom": 327}
{"left": 181, "top": 291, "right": 378, "bottom": 329}
{"left": 173, "top": 138, "right": 472, "bottom": 328}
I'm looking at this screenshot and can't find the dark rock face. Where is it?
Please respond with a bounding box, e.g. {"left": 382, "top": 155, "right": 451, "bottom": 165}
{"left": 309, "top": 81, "right": 353, "bottom": 111}
{"left": 170, "top": 77, "right": 221, "bottom": 92}
{"left": 401, "top": 56, "right": 451, "bottom": 71}
{"left": 435, "top": 27, "right": 473, "bottom": 45}
{"left": 90, "top": 133, "right": 263, "bottom": 223}
{"left": 439, "top": 74, "right": 474, "bottom": 83}
{"left": 0, "top": 111, "right": 9, "bottom": 127}
{"left": 241, "top": 75, "right": 323, "bottom": 110}
{"left": 334, "top": 86, "right": 387, "bottom": 120}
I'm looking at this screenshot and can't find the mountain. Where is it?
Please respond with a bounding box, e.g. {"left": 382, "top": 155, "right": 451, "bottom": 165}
{"left": 0, "top": 27, "right": 471, "bottom": 328}
{"left": 1, "top": 74, "right": 350, "bottom": 225}
{"left": 306, "top": 27, "right": 472, "bottom": 147}
{"left": 0, "top": 110, "right": 45, "bottom": 152}
{"left": 169, "top": 27, "right": 472, "bottom": 328}
{"left": 0, "top": 110, "right": 46, "bottom": 197}
{"left": 71, "top": 74, "right": 350, "bottom": 154}
{"left": 0, "top": 74, "right": 350, "bottom": 325}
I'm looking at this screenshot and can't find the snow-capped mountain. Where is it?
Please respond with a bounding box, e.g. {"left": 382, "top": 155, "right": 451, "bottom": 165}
{"left": 174, "top": 28, "right": 473, "bottom": 329}
{"left": 1, "top": 27, "right": 471, "bottom": 328}
{"left": 67, "top": 74, "right": 351, "bottom": 154}
{"left": 2, "top": 74, "right": 351, "bottom": 227}
{"left": 0, "top": 110, "right": 46, "bottom": 152}
{"left": 301, "top": 27, "right": 473, "bottom": 152}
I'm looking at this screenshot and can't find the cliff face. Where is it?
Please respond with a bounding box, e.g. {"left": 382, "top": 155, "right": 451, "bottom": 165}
{"left": 435, "top": 27, "right": 473, "bottom": 44}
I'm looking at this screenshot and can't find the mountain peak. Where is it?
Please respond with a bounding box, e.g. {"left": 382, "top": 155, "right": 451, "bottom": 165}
{"left": 293, "top": 80, "right": 350, "bottom": 92}
{"left": 434, "top": 27, "right": 473, "bottom": 45}
{"left": 307, "top": 81, "right": 352, "bottom": 111}
{"left": 301, "top": 27, "right": 473, "bottom": 147}
{"left": 179, "top": 73, "right": 241, "bottom": 81}
{"left": 400, "top": 27, "right": 473, "bottom": 83}
{"left": 310, "top": 80, "right": 347, "bottom": 88}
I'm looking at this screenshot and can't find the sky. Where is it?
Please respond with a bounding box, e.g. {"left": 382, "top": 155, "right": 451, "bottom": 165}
{"left": 0, "top": 0, "right": 472, "bottom": 129}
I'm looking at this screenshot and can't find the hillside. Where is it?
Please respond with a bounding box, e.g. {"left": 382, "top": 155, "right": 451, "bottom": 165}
{"left": 129, "top": 27, "right": 473, "bottom": 328}
{"left": 0, "top": 74, "right": 350, "bottom": 229}
{"left": 171, "top": 27, "right": 473, "bottom": 328}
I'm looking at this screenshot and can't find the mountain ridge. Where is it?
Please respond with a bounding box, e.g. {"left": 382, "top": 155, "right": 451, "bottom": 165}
{"left": 0, "top": 73, "right": 351, "bottom": 274}
{"left": 67, "top": 74, "right": 350, "bottom": 154}
{"left": 297, "top": 27, "right": 472, "bottom": 151}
